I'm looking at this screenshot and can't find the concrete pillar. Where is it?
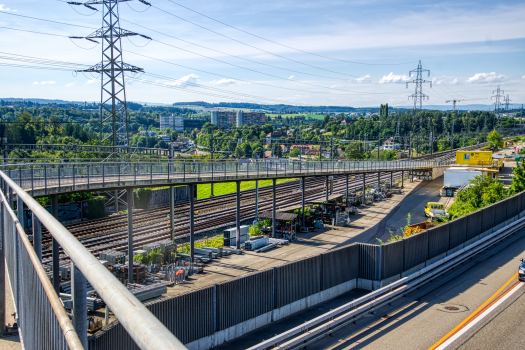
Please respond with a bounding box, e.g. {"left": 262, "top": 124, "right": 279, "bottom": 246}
{"left": 51, "top": 194, "right": 60, "bottom": 293}
{"left": 346, "top": 174, "right": 349, "bottom": 204}
{"left": 114, "top": 189, "right": 119, "bottom": 213}
{"left": 189, "top": 184, "right": 195, "bottom": 269}
{"left": 378, "top": 172, "right": 381, "bottom": 189}
{"left": 402, "top": 170, "right": 404, "bottom": 188}
{"left": 169, "top": 186, "right": 175, "bottom": 241}
{"left": 71, "top": 262, "right": 88, "bottom": 348}
{"left": 236, "top": 181, "right": 241, "bottom": 250}
{"left": 325, "top": 176, "right": 329, "bottom": 204}
{"left": 362, "top": 174, "right": 366, "bottom": 204}
{"left": 272, "top": 178, "right": 276, "bottom": 238}
{"left": 390, "top": 172, "right": 393, "bottom": 189}
{"left": 255, "top": 180, "right": 259, "bottom": 220}
{"left": 127, "top": 188, "right": 133, "bottom": 284}
{"left": 302, "top": 177, "right": 306, "bottom": 228}
{"left": 32, "top": 215, "right": 42, "bottom": 262}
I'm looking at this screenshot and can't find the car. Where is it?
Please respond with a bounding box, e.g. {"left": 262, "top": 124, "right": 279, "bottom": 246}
{"left": 518, "top": 259, "right": 525, "bottom": 282}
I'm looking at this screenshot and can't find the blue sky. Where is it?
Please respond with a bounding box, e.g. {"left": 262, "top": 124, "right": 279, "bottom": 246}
{"left": 0, "top": 0, "right": 523, "bottom": 108}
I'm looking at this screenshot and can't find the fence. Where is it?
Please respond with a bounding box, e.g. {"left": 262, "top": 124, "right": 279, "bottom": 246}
{"left": 88, "top": 191, "right": 525, "bottom": 349}
{"left": 0, "top": 171, "right": 187, "bottom": 350}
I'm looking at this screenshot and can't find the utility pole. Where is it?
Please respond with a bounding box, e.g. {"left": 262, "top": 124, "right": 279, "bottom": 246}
{"left": 492, "top": 86, "right": 504, "bottom": 132}
{"left": 69, "top": 0, "right": 152, "bottom": 156}
{"left": 406, "top": 60, "right": 432, "bottom": 110}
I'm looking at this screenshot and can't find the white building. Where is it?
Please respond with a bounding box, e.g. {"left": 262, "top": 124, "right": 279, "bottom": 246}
{"left": 160, "top": 114, "right": 184, "bottom": 132}
{"left": 139, "top": 130, "right": 156, "bottom": 137}
{"left": 158, "top": 134, "right": 171, "bottom": 143}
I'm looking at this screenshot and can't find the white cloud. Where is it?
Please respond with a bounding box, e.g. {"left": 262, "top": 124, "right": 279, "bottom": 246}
{"left": 379, "top": 72, "right": 410, "bottom": 84}
{"left": 210, "top": 79, "right": 237, "bottom": 86}
{"left": 66, "top": 82, "right": 76, "bottom": 87}
{"left": 166, "top": 74, "right": 199, "bottom": 89}
{"left": 33, "top": 81, "right": 56, "bottom": 85}
{"left": 522, "top": 75, "right": 525, "bottom": 80}
{"left": 354, "top": 74, "right": 372, "bottom": 83}
{"left": 432, "top": 76, "right": 446, "bottom": 85}
{"left": 85, "top": 78, "right": 99, "bottom": 85}
{"left": 466, "top": 72, "right": 507, "bottom": 84}
{"left": 288, "top": 75, "right": 294, "bottom": 80}
{"left": 0, "top": 4, "right": 16, "bottom": 12}
{"left": 451, "top": 78, "right": 459, "bottom": 85}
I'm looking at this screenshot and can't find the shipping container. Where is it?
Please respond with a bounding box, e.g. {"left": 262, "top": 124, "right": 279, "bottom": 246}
{"left": 455, "top": 151, "right": 492, "bottom": 166}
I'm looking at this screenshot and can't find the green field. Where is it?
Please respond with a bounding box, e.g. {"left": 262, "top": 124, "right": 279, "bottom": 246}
{"left": 197, "top": 178, "right": 297, "bottom": 199}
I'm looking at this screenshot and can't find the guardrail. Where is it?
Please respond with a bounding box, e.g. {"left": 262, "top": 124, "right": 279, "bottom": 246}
{"left": 2, "top": 143, "right": 170, "bottom": 157}
{"left": 0, "top": 171, "right": 187, "bottom": 350}
{"left": 0, "top": 159, "right": 453, "bottom": 196}
{"left": 249, "top": 215, "right": 525, "bottom": 350}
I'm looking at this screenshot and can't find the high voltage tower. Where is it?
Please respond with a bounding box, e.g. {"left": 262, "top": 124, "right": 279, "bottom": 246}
{"left": 491, "top": 85, "right": 504, "bottom": 117}
{"left": 68, "top": 0, "right": 152, "bottom": 156}
{"left": 505, "top": 94, "right": 511, "bottom": 112}
{"left": 406, "top": 60, "right": 432, "bottom": 110}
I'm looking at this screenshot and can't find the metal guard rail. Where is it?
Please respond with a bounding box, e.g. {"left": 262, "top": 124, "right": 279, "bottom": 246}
{"left": 2, "top": 143, "right": 170, "bottom": 157}
{"left": 249, "top": 215, "right": 525, "bottom": 350}
{"left": 0, "top": 171, "right": 187, "bottom": 350}
{"left": 0, "top": 186, "right": 84, "bottom": 349}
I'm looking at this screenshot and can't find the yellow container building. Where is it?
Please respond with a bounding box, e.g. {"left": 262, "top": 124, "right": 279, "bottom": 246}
{"left": 455, "top": 151, "right": 493, "bottom": 166}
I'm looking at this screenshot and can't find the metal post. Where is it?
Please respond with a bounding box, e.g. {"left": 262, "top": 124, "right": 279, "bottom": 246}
{"left": 391, "top": 172, "right": 393, "bottom": 189}
{"left": 0, "top": 186, "right": 5, "bottom": 335}
{"left": 189, "top": 184, "right": 195, "bottom": 271}
{"left": 272, "top": 178, "right": 276, "bottom": 238}
{"left": 51, "top": 194, "right": 60, "bottom": 293}
{"left": 362, "top": 174, "right": 366, "bottom": 204}
{"left": 402, "top": 170, "right": 404, "bottom": 188}
{"left": 17, "top": 194, "right": 23, "bottom": 230}
{"left": 33, "top": 214, "right": 42, "bottom": 262}
{"left": 71, "top": 262, "right": 88, "bottom": 348}
{"left": 346, "top": 174, "right": 349, "bottom": 204}
{"left": 236, "top": 181, "right": 241, "bottom": 250}
{"left": 325, "top": 176, "right": 329, "bottom": 204}
{"left": 302, "top": 177, "right": 306, "bottom": 229}
{"left": 409, "top": 131, "right": 412, "bottom": 160}
{"left": 378, "top": 172, "right": 380, "bottom": 188}
{"left": 255, "top": 180, "right": 259, "bottom": 220}
{"left": 127, "top": 187, "right": 133, "bottom": 284}
{"left": 170, "top": 186, "right": 175, "bottom": 241}
{"left": 114, "top": 189, "right": 119, "bottom": 213}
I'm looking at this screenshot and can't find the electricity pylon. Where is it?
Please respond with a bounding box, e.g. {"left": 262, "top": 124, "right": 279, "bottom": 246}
{"left": 406, "top": 60, "right": 432, "bottom": 110}
{"left": 491, "top": 86, "right": 504, "bottom": 117}
{"left": 68, "top": 0, "right": 151, "bottom": 156}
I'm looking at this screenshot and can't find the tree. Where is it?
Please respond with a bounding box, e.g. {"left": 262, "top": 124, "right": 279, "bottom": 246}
{"left": 289, "top": 148, "right": 300, "bottom": 157}
{"left": 487, "top": 129, "right": 503, "bottom": 149}
{"left": 344, "top": 141, "right": 365, "bottom": 160}
{"left": 510, "top": 160, "right": 525, "bottom": 195}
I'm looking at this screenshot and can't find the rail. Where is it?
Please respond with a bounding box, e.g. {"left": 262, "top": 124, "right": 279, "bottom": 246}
{"left": 0, "top": 159, "right": 453, "bottom": 196}
{"left": 0, "top": 171, "right": 187, "bottom": 350}
{"left": 2, "top": 143, "right": 170, "bottom": 157}
{"left": 249, "top": 214, "right": 525, "bottom": 350}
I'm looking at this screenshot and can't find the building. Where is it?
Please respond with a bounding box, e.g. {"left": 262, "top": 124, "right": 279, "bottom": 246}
{"left": 236, "top": 111, "right": 266, "bottom": 127}
{"left": 381, "top": 138, "right": 401, "bottom": 151}
{"left": 184, "top": 118, "right": 205, "bottom": 131}
{"left": 158, "top": 134, "right": 170, "bottom": 143}
{"left": 266, "top": 132, "right": 282, "bottom": 144}
{"left": 139, "top": 130, "right": 157, "bottom": 137}
{"left": 211, "top": 111, "right": 237, "bottom": 128}
{"left": 160, "top": 114, "right": 184, "bottom": 132}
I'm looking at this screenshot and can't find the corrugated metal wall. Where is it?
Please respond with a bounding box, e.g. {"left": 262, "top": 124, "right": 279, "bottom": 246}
{"left": 321, "top": 244, "right": 359, "bottom": 290}
{"left": 521, "top": 192, "right": 525, "bottom": 214}
{"left": 482, "top": 204, "right": 495, "bottom": 232}
{"left": 274, "top": 255, "right": 322, "bottom": 308}
{"left": 494, "top": 201, "right": 507, "bottom": 226}
{"left": 404, "top": 231, "right": 428, "bottom": 270}
{"left": 216, "top": 269, "right": 274, "bottom": 331}
{"left": 466, "top": 211, "right": 482, "bottom": 240}
{"left": 506, "top": 195, "right": 520, "bottom": 219}
{"left": 359, "top": 244, "right": 380, "bottom": 280}
{"left": 381, "top": 240, "right": 404, "bottom": 279}
{"left": 428, "top": 225, "right": 449, "bottom": 259}
{"left": 449, "top": 216, "right": 467, "bottom": 248}
{"left": 89, "top": 322, "right": 137, "bottom": 350}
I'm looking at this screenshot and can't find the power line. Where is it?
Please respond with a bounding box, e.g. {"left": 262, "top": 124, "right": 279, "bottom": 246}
{"left": 0, "top": 10, "right": 97, "bottom": 29}
{"left": 164, "top": 1, "right": 416, "bottom": 66}
{"left": 406, "top": 60, "right": 431, "bottom": 110}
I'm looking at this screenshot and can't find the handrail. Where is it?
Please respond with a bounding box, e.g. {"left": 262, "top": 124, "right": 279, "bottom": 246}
{"left": 0, "top": 171, "right": 188, "bottom": 350}
{"left": 0, "top": 188, "right": 84, "bottom": 349}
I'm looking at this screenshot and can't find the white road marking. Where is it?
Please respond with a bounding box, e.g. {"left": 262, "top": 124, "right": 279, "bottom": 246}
{"left": 435, "top": 282, "right": 524, "bottom": 350}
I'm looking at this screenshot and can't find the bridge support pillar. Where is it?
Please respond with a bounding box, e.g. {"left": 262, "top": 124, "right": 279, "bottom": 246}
{"left": 114, "top": 189, "right": 119, "bottom": 214}
{"left": 362, "top": 174, "right": 366, "bottom": 205}
{"left": 272, "top": 179, "right": 276, "bottom": 238}
{"left": 127, "top": 187, "right": 133, "bottom": 284}
{"left": 346, "top": 174, "right": 349, "bottom": 204}
{"left": 255, "top": 180, "right": 259, "bottom": 220}
{"left": 51, "top": 194, "right": 60, "bottom": 294}
{"left": 325, "top": 176, "right": 329, "bottom": 209}
{"left": 391, "top": 172, "right": 393, "bottom": 190}
{"left": 402, "top": 171, "right": 404, "bottom": 188}
{"left": 189, "top": 184, "right": 195, "bottom": 274}
{"left": 170, "top": 186, "right": 175, "bottom": 241}
{"left": 302, "top": 177, "right": 306, "bottom": 229}
{"left": 378, "top": 172, "right": 381, "bottom": 189}
{"left": 236, "top": 181, "right": 241, "bottom": 250}
{"left": 71, "top": 262, "right": 88, "bottom": 348}
{"left": 32, "top": 215, "right": 42, "bottom": 262}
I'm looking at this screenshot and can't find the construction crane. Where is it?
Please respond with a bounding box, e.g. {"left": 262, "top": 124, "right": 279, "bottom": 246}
{"left": 445, "top": 97, "right": 488, "bottom": 154}
{"left": 445, "top": 97, "right": 488, "bottom": 111}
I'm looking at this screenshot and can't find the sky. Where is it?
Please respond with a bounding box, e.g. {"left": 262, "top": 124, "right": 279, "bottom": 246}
{"left": 0, "top": 0, "right": 524, "bottom": 108}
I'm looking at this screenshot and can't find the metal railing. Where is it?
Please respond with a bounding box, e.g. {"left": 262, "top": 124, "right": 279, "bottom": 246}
{"left": 0, "top": 171, "right": 187, "bottom": 350}
{"left": 0, "top": 159, "right": 453, "bottom": 195}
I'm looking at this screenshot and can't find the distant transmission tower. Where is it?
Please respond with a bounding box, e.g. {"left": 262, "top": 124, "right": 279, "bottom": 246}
{"left": 68, "top": 0, "right": 151, "bottom": 155}
{"left": 504, "top": 94, "right": 511, "bottom": 112}
{"left": 491, "top": 86, "right": 504, "bottom": 118}
{"left": 406, "top": 60, "right": 432, "bottom": 110}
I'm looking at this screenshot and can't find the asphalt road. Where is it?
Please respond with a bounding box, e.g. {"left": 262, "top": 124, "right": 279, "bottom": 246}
{"left": 303, "top": 227, "right": 525, "bottom": 350}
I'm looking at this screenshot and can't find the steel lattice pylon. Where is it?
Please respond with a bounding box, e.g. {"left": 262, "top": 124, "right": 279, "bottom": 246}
{"left": 69, "top": 0, "right": 151, "bottom": 153}
{"left": 406, "top": 60, "right": 432, "bottom": 110}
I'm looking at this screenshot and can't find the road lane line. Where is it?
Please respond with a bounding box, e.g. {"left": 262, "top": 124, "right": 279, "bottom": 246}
{"left": 428, "top": 272, "right": 518, "bottom": 350}
{"left": 434, "top": 282, "right": 523, "bottom": 350}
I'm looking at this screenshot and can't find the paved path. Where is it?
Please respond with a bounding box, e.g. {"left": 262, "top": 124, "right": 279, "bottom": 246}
{"left": 0, "top": 267, "right": 20, "bottom": 350}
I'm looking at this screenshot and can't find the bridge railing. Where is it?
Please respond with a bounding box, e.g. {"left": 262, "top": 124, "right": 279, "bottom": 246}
{"left": 0, "top": 171, "right": 187, "bottom": 349}
{"left": 0, "top": 159, "right": 453, "bottom": 194}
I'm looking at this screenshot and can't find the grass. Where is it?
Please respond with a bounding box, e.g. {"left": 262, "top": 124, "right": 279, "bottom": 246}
{"left": 197, "top": 178, "right": 297, "bottom": 199}
{"left": 178, "top": 236, "right": 225, "bottom": 254}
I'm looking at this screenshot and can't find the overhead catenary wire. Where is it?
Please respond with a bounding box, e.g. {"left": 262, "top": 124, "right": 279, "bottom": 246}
{"left": 164, "top": 0, "right": 417, "bottom": 67}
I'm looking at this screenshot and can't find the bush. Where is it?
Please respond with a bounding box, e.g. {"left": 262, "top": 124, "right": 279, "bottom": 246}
{"left": 133, "top": 188, "right": 153, "bottom": 209}
{"left": 87, "top": 196, "right": 106, "bottom": 220}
